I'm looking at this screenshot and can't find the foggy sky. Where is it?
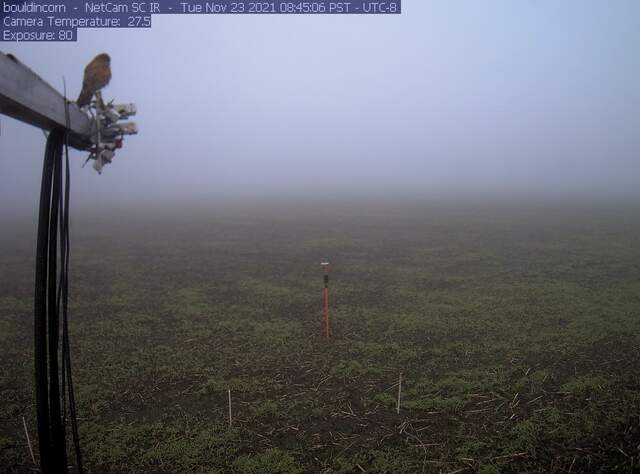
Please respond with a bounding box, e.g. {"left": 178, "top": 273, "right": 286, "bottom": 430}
{"left": 1, "top": 0, "right": 639, "bottom": 215}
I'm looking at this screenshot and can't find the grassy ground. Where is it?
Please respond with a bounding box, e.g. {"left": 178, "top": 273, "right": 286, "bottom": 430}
{"left": 1, "top": 201, "right": 639, "bottom": 473}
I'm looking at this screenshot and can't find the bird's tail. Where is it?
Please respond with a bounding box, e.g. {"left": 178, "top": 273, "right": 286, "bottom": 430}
{"left": 77, "top": 89, "right": 92, "bottom": 108}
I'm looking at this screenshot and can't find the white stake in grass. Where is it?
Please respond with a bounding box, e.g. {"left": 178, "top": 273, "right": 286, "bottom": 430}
{"left": 228, "top": 389, "right": 232, "bottom": 428}
{"left": 396, "top": 373, "right": 403, "bottom": 415}
{"left": 22, "top": 416, "right": 36, "bottom": 465}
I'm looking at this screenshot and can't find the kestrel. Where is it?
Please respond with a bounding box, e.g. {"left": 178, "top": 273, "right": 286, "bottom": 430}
{"left": 77, "top": 53, "right": 111, "bottom": 108}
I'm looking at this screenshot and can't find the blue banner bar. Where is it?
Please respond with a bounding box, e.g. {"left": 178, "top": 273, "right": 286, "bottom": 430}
{"left": 1, "top": 1, "right": 401, "bottom": 42}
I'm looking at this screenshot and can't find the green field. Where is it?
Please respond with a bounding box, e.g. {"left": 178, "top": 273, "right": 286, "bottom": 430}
{"left": 1, "top": 201, "right": 639, "bottom": 473}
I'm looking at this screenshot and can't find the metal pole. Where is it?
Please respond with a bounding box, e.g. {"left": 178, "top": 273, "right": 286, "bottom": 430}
{"left": 0, "top": 51, "right": 92, "bottom": 150}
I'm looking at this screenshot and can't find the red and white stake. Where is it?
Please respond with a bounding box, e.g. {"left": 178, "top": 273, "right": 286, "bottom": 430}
{"left": 321, "top": 262, "right": 331, "bottom": 338}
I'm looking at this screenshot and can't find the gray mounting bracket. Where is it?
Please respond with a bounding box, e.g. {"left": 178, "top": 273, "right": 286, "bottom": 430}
{"left": 84, "top": 99, "right": 138, "bottom": 173}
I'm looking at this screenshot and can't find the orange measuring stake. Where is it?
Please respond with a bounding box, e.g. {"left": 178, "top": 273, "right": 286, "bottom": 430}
{"left": 321, "top": 262, "right": 331, "bottom": 338}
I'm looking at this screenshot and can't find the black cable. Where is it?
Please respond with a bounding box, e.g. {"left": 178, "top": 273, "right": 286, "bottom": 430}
{"left": 47, "top": 130, "right": 66, "bottom": 471}
{"left": 36, "top": 127, "right": 83, "bottom": 473}
{"left": 58, "top": 194, "right": 68, "bottom": 460}
{"left": 62, "top": 83, "right": 84, "bottom": 473}
{"left": 62, "top": 127, "right": 83, "bottom": 473}
{"left": 35, "top": 128, "right": 57, "bottom": 474}
{"left": 60, "top": 87, "right": 70, "bottom": 440}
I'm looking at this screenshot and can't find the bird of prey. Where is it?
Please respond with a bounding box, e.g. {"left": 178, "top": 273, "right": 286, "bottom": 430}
{"left": 77, "top": 53, "right": 111, "bottom": 108}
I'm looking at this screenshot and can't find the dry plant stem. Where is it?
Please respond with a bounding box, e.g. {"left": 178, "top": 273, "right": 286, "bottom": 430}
{"left": 396, "top": 373, "right": 402, "bottom": 415}
{"left": 228, "top": 389, "right": 232, "bottom": 428}
{"left": 22, "top": 416, "right": 35, "bottom": 465}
